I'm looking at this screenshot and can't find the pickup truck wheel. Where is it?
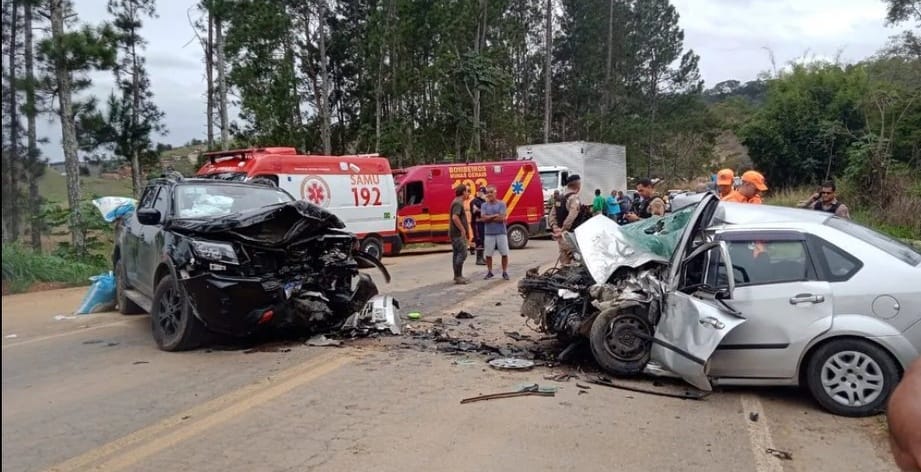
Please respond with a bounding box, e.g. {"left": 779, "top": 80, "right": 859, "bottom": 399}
{"left": 151, "top": 275, "right": 206, "bottom": 351}
{"left": 805, "top": 339, "right": 899, "bottom": 417}
{"left": 507, "top": 224, "right": 529, "bottom": 250}
{"left": 115, "top": 259, "right": 144, "bottom": 315}
{"left": 589, "top": 308, "right": 652, "bottom": 376}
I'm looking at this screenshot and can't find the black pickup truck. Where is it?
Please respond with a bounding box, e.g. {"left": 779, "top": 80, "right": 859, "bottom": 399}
{"left": 114, "top": 175, "right": 388, "bottom": 351}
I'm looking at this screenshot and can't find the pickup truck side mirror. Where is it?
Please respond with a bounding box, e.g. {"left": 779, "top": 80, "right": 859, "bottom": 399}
{"left": 137, "top": 208, "right": 162, "bottom": 225}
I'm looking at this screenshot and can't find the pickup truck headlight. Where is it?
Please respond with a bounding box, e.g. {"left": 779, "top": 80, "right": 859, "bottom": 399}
{"left": 190, "top": 240, "right": 240, "bottom": 265}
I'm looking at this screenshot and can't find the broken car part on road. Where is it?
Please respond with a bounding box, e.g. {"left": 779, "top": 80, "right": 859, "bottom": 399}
{"left": 460, "top": 384, "right": 557, "bottom": 404}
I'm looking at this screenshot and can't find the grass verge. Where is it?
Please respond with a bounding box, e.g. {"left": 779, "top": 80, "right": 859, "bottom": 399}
{"left": 1, "top": 244, "right": 109, "bottom": 294}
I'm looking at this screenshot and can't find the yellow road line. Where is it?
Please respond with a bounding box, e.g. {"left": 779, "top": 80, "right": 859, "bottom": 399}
{"left": 44, "top": 350, "right": 354, "bottom": 472}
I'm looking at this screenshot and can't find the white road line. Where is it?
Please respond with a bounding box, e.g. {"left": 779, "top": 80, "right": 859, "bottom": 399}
{"left": 740, "top": 393, "right": 785, "bottom": 472}
{"left": 1, "top": 320, "right": 133, "bottom": 351}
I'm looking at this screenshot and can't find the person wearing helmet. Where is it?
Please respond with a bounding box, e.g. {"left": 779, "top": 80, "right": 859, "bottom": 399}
{"left": 722, "top": 170, "right": 767, "bottom": 204}
{"left": 716, "top": 168, "right": 734, "bottom": 199}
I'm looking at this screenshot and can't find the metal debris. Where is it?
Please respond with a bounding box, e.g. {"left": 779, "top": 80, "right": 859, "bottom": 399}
{"left": 544, "top": 373, "right": 578, "bottom": 382}
{"left": 766, "top": 448, "right": 793, "bottom": 460}
{"left": 460, "top": 384, "right": 556, "bottom": 404}
{"left": 488, "top": 358, "right": 535, "bottom": 370}
{"left": 587, "top": 377, "right": 710, "bottom": 400}
{"left": 132, "top": 361, "right": 149, "bottom": 365}
{"left": 306, "top": 335, "right": 343, "bottom": 347}
{"left": 504, "top": 331, "right": 531, "bottom": 342}
{"left": 341, "top": 295, "right": 402, "bottom": 336}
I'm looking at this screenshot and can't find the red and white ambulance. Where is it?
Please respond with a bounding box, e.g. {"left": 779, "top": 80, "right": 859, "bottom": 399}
{"left": 393, "top": 160, "right": 545, "bottom": 254}
{"left": 196, "top": 147, "right": 399, "bottom": 258}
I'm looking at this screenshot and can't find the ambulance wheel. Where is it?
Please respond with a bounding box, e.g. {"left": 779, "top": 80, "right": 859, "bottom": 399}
{"left": 388, "top": 237, "right": 403, "bottom": 256}
{"left": 508, "top": 224, "right": 529, "bottom": 250}
{"left": 360, "top": 236, "right": 384, "bottom": 260}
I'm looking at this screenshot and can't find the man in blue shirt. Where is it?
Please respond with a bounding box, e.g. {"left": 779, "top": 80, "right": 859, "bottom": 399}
{"left": 480, "top": 184, "right": 510, "bottom": 280}
{"left": 605, "top": 190, "right": 621, "bottom": 222}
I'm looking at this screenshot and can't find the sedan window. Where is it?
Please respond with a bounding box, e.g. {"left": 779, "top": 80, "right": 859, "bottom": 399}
{"left": 708, "top": 240, "right": 813, "bottom": 287}
{"left": 825, "top": 217, "right": 921, "bottom": 266}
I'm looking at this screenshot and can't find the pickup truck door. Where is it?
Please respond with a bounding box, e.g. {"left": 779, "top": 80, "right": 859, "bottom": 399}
{"left": 123, "top": 185, "right": 158, "bottom": 290}
{"left": 137, "top": 185, "right": 170, "bottom": 295}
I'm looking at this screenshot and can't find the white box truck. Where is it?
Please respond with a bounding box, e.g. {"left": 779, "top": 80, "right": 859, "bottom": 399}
{"left": 516, "top": 141, "right": 628, "bottom": 205}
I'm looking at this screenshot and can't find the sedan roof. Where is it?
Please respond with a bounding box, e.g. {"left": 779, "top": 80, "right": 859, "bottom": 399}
{"left": 714, "top": 202, "right": 831, "bottom": 227}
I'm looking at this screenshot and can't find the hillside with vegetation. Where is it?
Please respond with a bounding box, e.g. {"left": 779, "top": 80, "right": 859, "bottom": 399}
{"left": 2, "top": 0, "right": 919, "bottom": 293}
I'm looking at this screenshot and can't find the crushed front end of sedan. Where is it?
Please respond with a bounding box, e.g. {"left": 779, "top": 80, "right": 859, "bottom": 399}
{"left": 519, "top": 207, "right": 692, "bottom": 378}
{"left": 166, "top": 199, "right": 391, "bottom": 336}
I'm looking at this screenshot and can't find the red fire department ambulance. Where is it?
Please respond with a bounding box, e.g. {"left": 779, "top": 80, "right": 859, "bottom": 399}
{"left": 196, "top": 147, "right": 399, "bottom": 258}
{"left": 393, "top": 160, "right": 545, "bottom": 254}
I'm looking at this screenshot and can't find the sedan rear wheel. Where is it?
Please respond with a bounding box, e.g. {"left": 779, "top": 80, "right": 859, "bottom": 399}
{"left": 151, "top": 275, "right": 206, "bottom": 351}
{"left": 805, "top": 339, "right": 899, "bottom": 417}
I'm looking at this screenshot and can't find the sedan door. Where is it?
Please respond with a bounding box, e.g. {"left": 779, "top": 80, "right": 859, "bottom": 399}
{"left": 650, "top": 240, "right": 746, "bottom": 391}
{"left": 650, "top": 194, "right": 748, "bottom": 391}
{"left": 707, "top": 230, "right": 834, "bottom": 380}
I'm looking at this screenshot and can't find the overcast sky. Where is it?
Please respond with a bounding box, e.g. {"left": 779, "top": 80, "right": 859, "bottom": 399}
{"left": 40, "top": 0, "right": 904, "bottom": 162}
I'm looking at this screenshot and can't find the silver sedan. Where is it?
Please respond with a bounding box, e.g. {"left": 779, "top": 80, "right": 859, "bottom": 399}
{"left": 570, "top": 194, "right": 921, "bottom": 416}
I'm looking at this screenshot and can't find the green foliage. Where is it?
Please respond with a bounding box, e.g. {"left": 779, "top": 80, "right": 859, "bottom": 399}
{"left": 2, "top": 243, "right": 108, "bottom": 293}
{"left": 209, "top": 0, "right": 718, "bottom": 176}
{"left": 39, "top": 199, "right": 112, "bottom": 263}
{"left": 740, "top": 62, "right": 870, "bottom": 187}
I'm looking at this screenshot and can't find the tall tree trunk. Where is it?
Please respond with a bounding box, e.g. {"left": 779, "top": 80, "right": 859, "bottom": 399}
{"left": 5, "top": 0, "right": 22, "bottom": 243}
{"left": 215, "top": 13, "right": 228, "bottom": 150}
{"left": 24, "top": 1, "right": 43, "bottom": 252}
{"left": 50, "top": 0, "right": 84, "bottom": 253}
{"left": 130, "top": 19, "right": 143, "bottom": 197}
{"left": 472, "top": 0, "right": 487, "bottom": 157}
{"left": 604, "top": 0, "right": 614, "bottom": 111}
{"left": 206, "top": 6, "right": 214, "bottom": 149}
{"left": 318, "top": 0, "right": 331, "bottom": 154}
{"left": 543, "top": 0, "right": 552, "bottom": 143}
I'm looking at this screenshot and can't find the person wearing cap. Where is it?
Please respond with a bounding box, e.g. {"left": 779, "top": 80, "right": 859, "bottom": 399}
{"left": 470, "top": 187, "right": 487, "bottom": 265}
{"left": 722, "top": 170, "right": 767, "bottom": 204}
{"left": 716, "top": 168, "right": 735, "bottom": 199}
{"left": 549, "top": 174, "right": 588, "bottom": 264}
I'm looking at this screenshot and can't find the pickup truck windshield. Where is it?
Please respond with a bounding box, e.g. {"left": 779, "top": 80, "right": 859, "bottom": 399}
{"left": 174, "top": 184, "right": 293, "bottom": 219}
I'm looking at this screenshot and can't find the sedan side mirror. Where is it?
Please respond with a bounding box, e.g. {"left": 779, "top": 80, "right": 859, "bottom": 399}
{"left": 137, "top": 208, "right": 162, "bottom": 225}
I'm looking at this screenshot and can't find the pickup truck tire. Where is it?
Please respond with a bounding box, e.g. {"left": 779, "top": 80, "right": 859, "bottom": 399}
{"left": 589, "top": 307, "right": 652, "bottom": 376}
{"left": 151, "top": 275, "right": 206, "bottom": 351}
{"left": 507, "top": 224, "right": 529, "bottom": 250}
{"left": 115, "top": 259, "right": 144, "bottom": 315}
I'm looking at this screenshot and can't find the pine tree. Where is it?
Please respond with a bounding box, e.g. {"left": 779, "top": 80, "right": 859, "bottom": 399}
{"left": 107, "top": 0, "right": 166, "bottom": 196}
{"left": 37, "top": 0, "right": 116, "bottom": 254}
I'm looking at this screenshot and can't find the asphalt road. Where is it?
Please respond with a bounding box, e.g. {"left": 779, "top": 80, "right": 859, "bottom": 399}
{"left": 1, "top": 240, "right": 899, "bottom": 472}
